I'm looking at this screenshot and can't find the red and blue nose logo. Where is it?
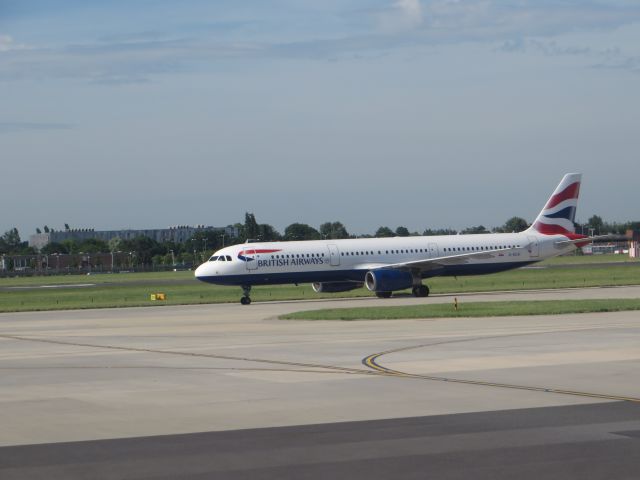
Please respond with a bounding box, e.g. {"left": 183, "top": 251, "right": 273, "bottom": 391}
{"left": 237, "top": 249, "right": 281, "bottom": 262}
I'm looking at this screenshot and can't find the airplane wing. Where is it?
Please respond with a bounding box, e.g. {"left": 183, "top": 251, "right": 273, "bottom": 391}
{"left": 368, "top": 247, "right": 517, "bottom": 274}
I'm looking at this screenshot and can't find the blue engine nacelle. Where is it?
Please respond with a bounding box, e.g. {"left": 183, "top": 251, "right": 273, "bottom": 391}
{"left": 312, "top": 281, "right": 363, "bottom": 293}
{"left": 364, "top": 269, "right": 413, "bottom": 292}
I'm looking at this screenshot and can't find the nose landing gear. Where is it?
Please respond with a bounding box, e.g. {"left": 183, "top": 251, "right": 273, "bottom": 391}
{"left": 240, "top": 285, "right": 252, "bottom": 305}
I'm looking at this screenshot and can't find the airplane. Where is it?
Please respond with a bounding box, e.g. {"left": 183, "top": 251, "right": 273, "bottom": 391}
{"left": 195, "top": 173, "right": 591, "bottom": 304}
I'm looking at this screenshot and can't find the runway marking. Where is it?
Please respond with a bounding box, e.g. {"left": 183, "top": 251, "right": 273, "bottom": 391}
{"left": 0, "top": 365, "right": 356, "bottom": 374}
{"left": 362, "top": 329, "right": 640, "bottom": 404}
{"left": 5, "top": 283, "right": 96, "bottom": 290}
{"left": 3, "top": 323, "right": 640, "bottom": 403}
{"left": 0, "top": 334, "right": 378, "bottom": 377}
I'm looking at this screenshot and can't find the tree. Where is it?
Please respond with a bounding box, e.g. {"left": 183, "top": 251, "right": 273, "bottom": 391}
{"left": 36, "top": 228, "right": 42, "bottom": 234}
{"left": 44, "top": 225, "right": 50, "bottom": 233}
{"left": 496, "top": 217, "right": 529, "bottom": 233}
{"left": 258, "top": 224, "right": 281, "bottom": 241}
{"left": 0, "top": 228, "right": 21, "bottom": 253}
{"left": 108, "top": 237, "right": 123, "bottom": 253}
{"left": 120, "top": 236, "right": 164, "bottom": 265}
{"left": 423, "top": 228, "right": 457, "bottom": 236}
{"left": 283, "top": 223, "right": 321, "bottom": 241}
{"left": 461, "top": 225, "right": 490, "bottom": 234}
{"left": 587, "top": 215, "right": 604, "bottom": 234}
{"left": 62, "top": 239, "right": 79, "bottom": 254}
{"left": 244, "top": 212, "right": 260, "bottom": 241}
{"left": 64, "top": 223, "right": 70, "bottom": 231}
{"left": 319, "top": 221, "right": 349, "bottom": 239}
{"left": 78, "top": 238, "right": 110, "bottom": 253}
{"left": 41, "top": 242, "right": 69, "bottom": 254}
{"left": 375, "top": 226, "right": 394, "bottom": 238}
{"left": 395, "top": 226, "right": 410, "bottom": 237}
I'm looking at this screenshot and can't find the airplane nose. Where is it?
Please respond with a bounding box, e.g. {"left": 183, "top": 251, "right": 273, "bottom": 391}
{"left": 194, "top": 263, "right": 206, "bottom": 279}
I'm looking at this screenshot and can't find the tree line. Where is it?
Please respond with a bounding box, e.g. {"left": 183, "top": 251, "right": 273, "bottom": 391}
{"left": 2, "top": 214, "right": 639, "bottom": 266}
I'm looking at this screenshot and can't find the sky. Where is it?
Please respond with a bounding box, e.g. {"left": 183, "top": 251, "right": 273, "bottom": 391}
{"left": 2, "top": 0, "right": 640, "bottom": 238}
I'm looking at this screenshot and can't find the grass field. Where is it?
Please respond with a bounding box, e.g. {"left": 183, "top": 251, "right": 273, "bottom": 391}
{"left": 0, "top": 255, "right": 638, "bottom": 313}
{"left": 280, "top": 299, "right": 640, "bottom": 320}
{"left": 538, "top": 253, "right": 639, "bottom": 265}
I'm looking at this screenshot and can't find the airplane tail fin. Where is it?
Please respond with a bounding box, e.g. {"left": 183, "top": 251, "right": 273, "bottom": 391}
{"left": 527, "top": 173, "right": 582, "bottom": 236}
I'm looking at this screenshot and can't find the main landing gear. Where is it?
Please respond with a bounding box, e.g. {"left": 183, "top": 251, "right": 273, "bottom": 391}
{"left": 376, "top": 291, "right": 392, "bottom": 298}
{"left": 375, "top": 285, "right": 429, "bottom": 299}
{"left": 412, "top": 285, "right": 429, "bottom": 297}
{"left": 240, "top": 285, "right": 252, "bottom": 305}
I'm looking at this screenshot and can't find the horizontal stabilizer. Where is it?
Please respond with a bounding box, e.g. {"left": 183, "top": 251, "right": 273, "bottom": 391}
{"left": 554, "top": 235, "right": 616, "bottom": 247}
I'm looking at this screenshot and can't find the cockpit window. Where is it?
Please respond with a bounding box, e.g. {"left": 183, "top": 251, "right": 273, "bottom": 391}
{"left": 218, "top": 256, "right": 226, "bottom": 261}
{"left": 209, "top": 256, "right": 218, "bottom": 262}
{"left": 226, "top": 255, "right": 232, "bottom": 261}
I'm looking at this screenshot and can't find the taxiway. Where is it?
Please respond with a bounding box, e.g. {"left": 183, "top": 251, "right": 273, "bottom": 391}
{"left": 1, "top": 286, "right": 639, "bottom": 478}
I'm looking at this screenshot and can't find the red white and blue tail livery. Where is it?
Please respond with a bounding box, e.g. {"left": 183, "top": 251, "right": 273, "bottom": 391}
{"left": 196, "top": 173, "right": 591, "bottom": 304}
{"left": 530, "top": 173, "right": 581, "bottom": 236}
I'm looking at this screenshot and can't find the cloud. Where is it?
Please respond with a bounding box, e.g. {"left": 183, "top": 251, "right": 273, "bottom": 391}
{"left": 377, "top": 0, "right": 424, "bottom": 32}
{"left": 497, "top": 38, "right": 640, "bottom": 74}
{"left": 0, "top": 36, "right": 264, "bottom": 84}
{"left": 0, "top": 35, "right": 29, "bottom": 52}
{"left": 0, "top": 122, "right": 74, "bottom": 134}
{"left": 2, "top": 1, "right": 640, "bottom": 83}
{"left": 592, "top": 52, "right": 640, "bottom": 73}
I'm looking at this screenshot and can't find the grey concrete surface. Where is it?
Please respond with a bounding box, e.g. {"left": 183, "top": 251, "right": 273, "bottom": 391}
{"left": 0, "top": 286, "right": 639, "bottom": 449}
{"left": 2, "top": 402, "right": 640, "bottom": 480}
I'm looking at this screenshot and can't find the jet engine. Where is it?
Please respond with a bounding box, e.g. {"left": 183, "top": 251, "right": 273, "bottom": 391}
{"left": 312, "top": 281, "right": 363, "bottom": 293}
{"left": 364, "top": 269, "right": 413, "bottom": 292}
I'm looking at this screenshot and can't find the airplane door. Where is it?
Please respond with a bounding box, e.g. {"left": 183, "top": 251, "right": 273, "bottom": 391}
{"left": 328, "top": 244, "right": 340, "bottom": 266}
{"left": 428, "top": 243, "right": 439, "bottom": 258}
{"left": 243, "top": 248, "right": 259, "bottom": 270}
{"left": 527, "top": 236, "right": 539, "bottom": 258}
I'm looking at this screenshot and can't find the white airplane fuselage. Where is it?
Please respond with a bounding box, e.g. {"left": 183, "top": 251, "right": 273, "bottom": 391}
{"left": 194, "top": 232, "right": 573, "bottom": 287}
{"left": 195, "top": 173, "right": 587, "bottom": 303}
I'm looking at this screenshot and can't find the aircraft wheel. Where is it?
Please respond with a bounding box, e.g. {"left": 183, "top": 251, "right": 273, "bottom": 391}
{"left": 240, "top": 296, "right": 251, "bottom": 305}
{"left": 376, "top": 291, "right": 392, "bottom": 299}
{"left": 413, "top": 285, "right": 429, "bottom": 297}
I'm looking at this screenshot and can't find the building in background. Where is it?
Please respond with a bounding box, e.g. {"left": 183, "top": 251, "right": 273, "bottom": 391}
{"left": 629, "top": 230, "right": 640, "bottom": 258}
{"left": 580, "top": 231, "right": 639, "bottom": 258}
{"left": 29, "top": 225, "right": 239, "bottom": 250}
